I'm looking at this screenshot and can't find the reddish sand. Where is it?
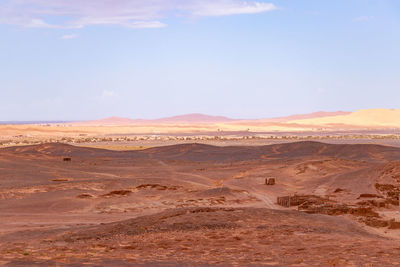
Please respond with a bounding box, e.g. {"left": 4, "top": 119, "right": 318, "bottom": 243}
{"left": 261, "top": 111, "right": 351, "bottom": 122}
{"left": 1, "top": 141, "right": 400, "bottom": 266}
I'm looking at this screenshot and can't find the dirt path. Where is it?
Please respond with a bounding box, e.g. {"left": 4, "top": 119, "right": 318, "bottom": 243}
{"left": 157, "top": 160, "right": 214, "bottom": 188}
{"left": 249, "top": 188, "right": 281, "bottom": 209}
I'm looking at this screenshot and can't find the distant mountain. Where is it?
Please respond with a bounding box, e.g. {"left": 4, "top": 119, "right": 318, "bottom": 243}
{"left": 80, "top": 112, "right": 350, "bottom": 126}
{"left": 77, "top": 114, "right": 236, "bottom": 125}
{"left": 74, "top": 109, "right": 400, "bottom": 129}
{"left": 0, "top": 121, "right": 71, "bottom": 125}
{"left": 85, "top": 116, "right": 144, "bottom": 125}
{"left": 153, "top": 113, "right": 236, "bottom": 123}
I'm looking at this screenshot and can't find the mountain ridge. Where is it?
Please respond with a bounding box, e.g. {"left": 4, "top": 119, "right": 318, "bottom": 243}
{"left": 72, "top": 109, "right": 400, "bottom": 129}
{"left": 77, "top": 111, "right": 350, "bottom": 125}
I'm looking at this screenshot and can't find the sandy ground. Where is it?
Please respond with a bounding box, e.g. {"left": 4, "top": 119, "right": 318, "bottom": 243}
{"left": 1, "top": 141, "right": 400, "bottom": 266}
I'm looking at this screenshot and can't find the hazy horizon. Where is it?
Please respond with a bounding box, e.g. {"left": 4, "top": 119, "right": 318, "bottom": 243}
{"left": 1, "top": 0, "right": 399, "bottom": 121}
{"left": 0, "top": 110, "right": 352, "bottom": 122}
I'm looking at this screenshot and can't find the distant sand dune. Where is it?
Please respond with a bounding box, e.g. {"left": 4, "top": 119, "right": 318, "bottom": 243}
{"left": 1, "top": 109, "right": 400, "bottom": 140}
{"left": 291, "top": 109, "right": 400, "bottom": 128}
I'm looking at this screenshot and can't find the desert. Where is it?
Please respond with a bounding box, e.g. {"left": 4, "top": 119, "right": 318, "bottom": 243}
{"left": 2, "top": 0, "right": 400, "bottom": 265}
{"left": 2, "top": 128, "right": 400, "bottom": 265}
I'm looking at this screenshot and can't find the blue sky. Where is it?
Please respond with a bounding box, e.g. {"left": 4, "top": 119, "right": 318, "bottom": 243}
{"left": 0, "top": 0, "right": 399, "bottom": 120}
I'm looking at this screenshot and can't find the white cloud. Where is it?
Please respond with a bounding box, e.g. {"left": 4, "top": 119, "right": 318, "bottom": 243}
{"left": 354, "top": 16, "right": 374, "bottom": 22}
{"left": 60, "top": 34, "right": 78, "bottom": 39}
{"left": 71, "top": 17, "right": 167, "bottom": 29}
{"left": 0, "top": 0, "right": 277, "bottom": 29}
{"left": 126, "top": 21, "right": 167, "bottom": 29}
{"left": 102, "top": 90, "right": 117, "bottom": 98}
{"left": 26, "top": 19, "right": 59, "bottom": 28}
{"left": 189, "top": 2, "right": 277, "bottom": 17}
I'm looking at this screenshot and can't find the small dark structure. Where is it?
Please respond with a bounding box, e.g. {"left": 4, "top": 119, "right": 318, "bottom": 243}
{"left": 63, "top": 157, "right": 72, "bottom": 162}
{"left": 277, "top": 195, "right": 325, "bottom": 208}
{"left": 265, "top": 178, "right": 275, "bottom": 185}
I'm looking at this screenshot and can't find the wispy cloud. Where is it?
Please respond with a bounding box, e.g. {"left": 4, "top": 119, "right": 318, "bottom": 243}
{"left": 101, "top": 90, "right": 117, "bottom": 98}
{"left": 354, "top": 16, "right": 374, "bottom": 22}
{"left": 186, "top": 2, "right": 276, "bottom": 16}
{"left": 0, "top": 0, "right": 277, "bottom": 29}
{"left": 60, "top": 34, "right": 78, "bottom": 40}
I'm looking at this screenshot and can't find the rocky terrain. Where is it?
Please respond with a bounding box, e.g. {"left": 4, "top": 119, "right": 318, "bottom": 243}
{"left": 2, "top": 141, "right": 400, "bottom": 266}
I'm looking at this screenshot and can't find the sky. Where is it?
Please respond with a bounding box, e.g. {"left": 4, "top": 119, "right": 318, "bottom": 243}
{"left": 0, "top": 0, "right": 399, "bottom": 121}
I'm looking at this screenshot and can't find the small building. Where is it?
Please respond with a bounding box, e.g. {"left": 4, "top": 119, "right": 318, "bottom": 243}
{"left": 265, "top": 178, "right": 275, "bottom": 185}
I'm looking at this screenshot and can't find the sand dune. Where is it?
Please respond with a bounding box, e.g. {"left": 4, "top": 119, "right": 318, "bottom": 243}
{"left": 6, "top": 141, "right": 400, "bottom": 162}
{"left": 71, "top": 109, "right": 400, "bottom": 130}
{"left": 1, "top": 110, "right": 400, "bottom": 145}
{"left": 291, "top": 109, "right": 400, "bottom": 128}
{"left": 261, "top": 111, "right": 351, "bottom": 122}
